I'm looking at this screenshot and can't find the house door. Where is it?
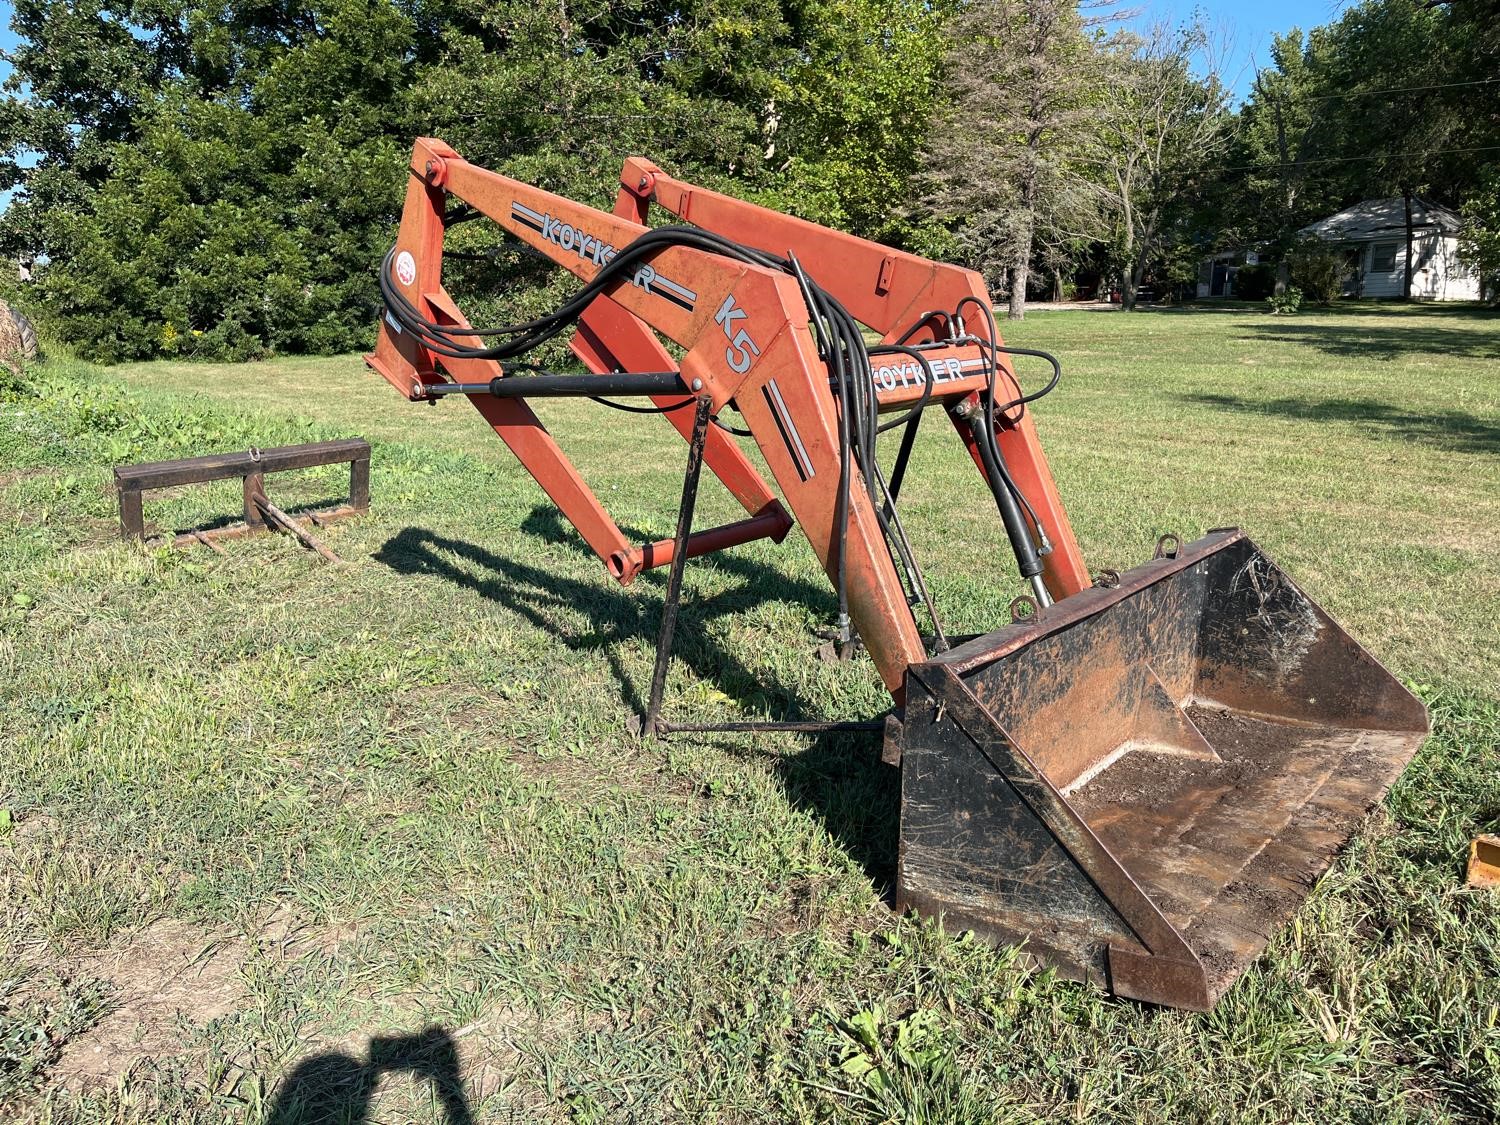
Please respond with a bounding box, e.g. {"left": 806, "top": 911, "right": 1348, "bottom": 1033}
{"left": 1342, "top": 247, "right": 1363, "bottom": 296}
{"left": 1211, "top": 264, "right": 1230, "bottom": 297}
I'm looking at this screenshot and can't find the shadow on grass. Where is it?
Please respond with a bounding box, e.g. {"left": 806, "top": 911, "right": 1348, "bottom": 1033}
{"left": 267, "top": 1027, "right": 472, "bottom": 1124}
{"left": 1135, "top": 300, "right": 1499, "bottom": 320}
{"left": 372, "top": 513, "right": 900, "bottom": 891}
{"left": 1180, "top": 393, "right": 1500, "bottom": 455}
{"left": 1236, "top": 320, "right": 1500, "bottom": 361}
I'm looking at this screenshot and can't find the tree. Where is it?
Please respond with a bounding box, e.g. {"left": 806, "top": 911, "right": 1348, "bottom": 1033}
{"left": 1316, "top": 0, "right": 1456, "bottom": 300}
{"left": 757, "top": 0, "right": 953, "bottom": 248}
{"left": 1459, "top": 172, "right": 1500, "bottom": 302}
{"left": 921, "top": 0, "right": 1105, "bottom": 318}
{"left": 0, "top": 0, "right": 951, "bottom": 361}
{"left": 1223, "top": 29, "right": 1347, "bottom": 293}
{"left": 0, "top": 0, "right": 458, "bottom": 360}
{"left": 1092, "top": 22, "right": 1231, "bottom": 310}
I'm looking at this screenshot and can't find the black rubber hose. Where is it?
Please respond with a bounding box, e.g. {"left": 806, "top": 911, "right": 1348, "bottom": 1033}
{"left": 957, "top": 294, "right": 1050, "bottom": 546}
{"left": 867, "top": 343, "right": 937, "bottom": 434}
{"left": 967, "top": 412, "right": 1045, "bottom": 580}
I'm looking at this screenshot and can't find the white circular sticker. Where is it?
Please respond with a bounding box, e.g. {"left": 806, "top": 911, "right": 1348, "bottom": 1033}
{"left": 395, "top": 251, "right": 417, "bottom": 287}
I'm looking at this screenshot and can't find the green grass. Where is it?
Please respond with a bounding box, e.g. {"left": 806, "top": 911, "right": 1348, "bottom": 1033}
{"left": 0, "top": 301, "right": 1497, "bottom": 1122}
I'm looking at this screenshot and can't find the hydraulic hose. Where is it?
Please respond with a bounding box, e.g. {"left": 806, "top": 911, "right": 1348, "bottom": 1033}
{"left": 966, "top": 411, "right": 1048, "bottom": 596}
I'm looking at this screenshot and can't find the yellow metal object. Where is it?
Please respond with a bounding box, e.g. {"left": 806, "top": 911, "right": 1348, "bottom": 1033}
{"left": 1468, "top": 836, "right": 1500, "bottom": 888}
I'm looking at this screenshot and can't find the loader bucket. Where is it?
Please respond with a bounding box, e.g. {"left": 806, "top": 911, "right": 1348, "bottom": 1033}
{"left": 891, "top": 529, "right": 1427, "bottom": 1010}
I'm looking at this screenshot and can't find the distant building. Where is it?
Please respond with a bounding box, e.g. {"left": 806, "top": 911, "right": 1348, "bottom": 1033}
{"left": 1195, "top": 248, "right": 1261, "bottom": 299}
{"left": 1297, "top": 198, "right": 1479, "bottom": 301}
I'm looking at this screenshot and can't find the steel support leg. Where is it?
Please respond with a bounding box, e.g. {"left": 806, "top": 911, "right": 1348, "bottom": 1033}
{"left": 640, "top": 396, "right": 714, "bottom": 738}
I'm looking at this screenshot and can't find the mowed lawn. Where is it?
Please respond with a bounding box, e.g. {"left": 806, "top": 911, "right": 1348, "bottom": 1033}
{"left": 0, "top": 302, "right": 1496, "bottom": 1123}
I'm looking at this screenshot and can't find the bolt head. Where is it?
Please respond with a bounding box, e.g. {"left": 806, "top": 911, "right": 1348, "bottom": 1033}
{"left": 691, "top": 378, "right": 703, "bottom": 391}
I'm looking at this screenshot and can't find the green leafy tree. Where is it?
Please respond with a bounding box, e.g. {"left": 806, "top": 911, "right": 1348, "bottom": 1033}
{"left": 920, "top": 0, "right": 1105, "bottom": 318}
{"left": 1219, "top": 29, "right": 1347, "bottom": 291}
{"left": 0, "top": 0, "right": 950, "bottom": 361}
{"left": 1315, "top": 0, "right": 1456, "bottom": 299}
{"left": 1459, "top": 171, "right": 1500, "bottom": 302}
{"left": 1, "top": 0, "right": 434, "bottom": 360}
{"left": 756, "top": 0, "right": 953, "bottom": 248}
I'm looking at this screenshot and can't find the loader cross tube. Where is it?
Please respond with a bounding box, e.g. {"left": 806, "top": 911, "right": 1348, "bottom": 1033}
{"left": 416, "top": 372, "right": 688, "bottom": 399}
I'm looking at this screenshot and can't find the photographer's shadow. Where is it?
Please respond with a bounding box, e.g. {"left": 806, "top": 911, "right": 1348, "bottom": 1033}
{"left": 267, "top": 1027, "right": 472, "bottom": 1125}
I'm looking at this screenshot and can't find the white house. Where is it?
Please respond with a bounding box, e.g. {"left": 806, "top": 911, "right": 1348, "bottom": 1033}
{"left": 1297, "top": 197, "right": 1479, "bottom": 301}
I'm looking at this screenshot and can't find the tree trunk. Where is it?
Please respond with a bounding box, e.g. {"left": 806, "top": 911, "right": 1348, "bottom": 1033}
{"left": 1274, "top": 259, "right": 1290, "bottom": 297}
{"left": 1009, "top": 255, "right": 1030, "bottom": 320}
{"left": 1122, "top": 210, "right": 1159, "bottom": 311}
{"left": 1402, "top": 187, "right": 1416, "bottom": 301}
{"left": 1009, "top": 116, "right": 1043, "bottom": 321}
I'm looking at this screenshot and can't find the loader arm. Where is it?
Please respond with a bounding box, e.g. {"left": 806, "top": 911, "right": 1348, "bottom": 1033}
{"left": 367, "top": 138, "right": 927, "bottom": 693}
{"left": 609, "top": 158, "right": 1092, "bottom": 601}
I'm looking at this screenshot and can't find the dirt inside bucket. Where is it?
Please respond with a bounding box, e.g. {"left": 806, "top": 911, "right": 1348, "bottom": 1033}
{"left": 1067, "top": 705, "right": 1363, "bottom": 929}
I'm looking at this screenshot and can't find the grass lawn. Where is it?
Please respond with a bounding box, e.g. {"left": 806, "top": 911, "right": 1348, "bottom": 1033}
{"left": 0, "top": 301, "right": 1497, "bottom": 1122}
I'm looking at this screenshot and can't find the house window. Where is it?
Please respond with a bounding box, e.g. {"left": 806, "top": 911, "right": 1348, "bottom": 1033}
{"left": 1371, "top": 242, "right": 1398, "bottom": 273}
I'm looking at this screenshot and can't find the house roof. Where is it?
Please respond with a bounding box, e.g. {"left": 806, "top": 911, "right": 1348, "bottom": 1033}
{"left": 1298, "top": 197, "right": 1462, "bottom": 240}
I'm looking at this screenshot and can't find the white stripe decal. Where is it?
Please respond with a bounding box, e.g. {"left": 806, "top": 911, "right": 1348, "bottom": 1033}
{"left": 511, "top": 201, "right": 547, "bottom": 226}
{"left": 653, "top": 275, "right": 699, "bottom": 305}
{"left": 765, "top": 379, "right": 815, "bottom": 481}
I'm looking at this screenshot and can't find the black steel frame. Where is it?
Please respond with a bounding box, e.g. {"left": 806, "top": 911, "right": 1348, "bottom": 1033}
{"left": 636, "top": 396, "right": 884, "bottom": 738}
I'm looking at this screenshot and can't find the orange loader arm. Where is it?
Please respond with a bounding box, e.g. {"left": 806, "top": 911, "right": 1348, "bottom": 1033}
{"left": 367, "top": 138, "right": 1087, "bottom": 698}
{"left": 611, "top": 157, "right": 1090, "bottom": 602}
{"left": 368, "top": 138, "right": 926, "bottom": 694}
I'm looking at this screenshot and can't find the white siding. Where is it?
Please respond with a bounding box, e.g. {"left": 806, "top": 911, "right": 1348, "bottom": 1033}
{"left": 1425, "top": 235, "right": 1481, "bottom": 300}
{"left": 1357, "top": 233, "right": 1480, "bottom": 301}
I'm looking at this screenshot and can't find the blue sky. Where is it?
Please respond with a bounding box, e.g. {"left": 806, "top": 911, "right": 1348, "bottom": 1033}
{"left": 0, "top": 4, "right": 14, "bottom": 86}
{"left": 0, "top": 0, "right": 1350, "bottom": 103}
{"left": 1129, "top": 0, "right": 1354, "bottom": 102}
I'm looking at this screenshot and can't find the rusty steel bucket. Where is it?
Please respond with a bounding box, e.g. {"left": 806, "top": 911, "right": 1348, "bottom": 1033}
{"left": 888, "top": 529, "right": 1428, "bottom": 1010}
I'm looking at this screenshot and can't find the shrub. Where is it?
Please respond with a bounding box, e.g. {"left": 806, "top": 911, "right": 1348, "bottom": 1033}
{"left": 1233, "top": 262, "right": 1275, "bottom": 301}
{"left": 1266, "top": 286, "right": 1303, "bottom": 315}
{"left": 1458, "top": 173, "right": 1500, "bottom": 303}
{"left": 1289, "top": 241, "right": 1345, "bottom": 304}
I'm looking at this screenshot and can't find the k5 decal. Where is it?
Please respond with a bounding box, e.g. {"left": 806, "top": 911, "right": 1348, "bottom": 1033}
{"left": 714, "top": 294, "right": 761, "bottom": 374}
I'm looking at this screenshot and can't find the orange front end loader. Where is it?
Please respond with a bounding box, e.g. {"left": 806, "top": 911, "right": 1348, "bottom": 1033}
{"left": 366, "top": 139, "right": 1428, "bottom": 1010}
